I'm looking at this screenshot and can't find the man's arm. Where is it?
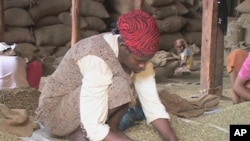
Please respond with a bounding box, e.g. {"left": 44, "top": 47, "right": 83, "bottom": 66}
{"left": 151, "top": 118, "right": 178, "bottom": 141}
{"left": 233, "top": 76, "right": 250, "bottom": 100}
{"left": 134, "top": 62, "right": 178, "bottom": 141}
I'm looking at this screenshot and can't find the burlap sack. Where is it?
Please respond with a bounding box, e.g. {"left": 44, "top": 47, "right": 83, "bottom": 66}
{"left": 53, "top": 45, "right": 70, "bottom": 57}
{"left": 183, "top": 18, "right": 202, "bottom": 32}
{"left": 156, "top": 16, "right": 187, "bottom": 33}
{"left": 35, "top": 16, "right": 62, "bottom": 27}
{"left": 151, "top": 50, "right": 180, "bottom": 67}
{"left": 58, "top": 12, "right": 88, "bottom": 29}
{"left": 84, "top": 17, "right": 107, "bottom": 32}
{"left": 80, "top": 0, "right": 110, "bottom": 18}
{"left": 238, "top": 13, "right": 250, "bottom": 28}
{"left": 152, "top": 2, "right": 189, "bottom": 19}
{"left": 154, "top": 60, "right": 180, "bottom": 82}
{"left": 15, "top": 43, "right": 38, "bottom": 62}
{"left": 4, "top": 27, "right": 36, "bottom": 44}
{"left": 235, "top": 0, "right": 250, "bottom": 13}
{"left": 159, "top": 90, "right": 204, "bottom": 118}
{"left": 28, "top": 0, "right": 71, "bottom": 21}
{"left": 224, "top": 20, "right": 243, "bottom": 46}
{"left": 182, "top": 31, "right": 202, "bottom": 46}
{"left": 37, "top": 45, "right": 56, "bottom": 58}
{"left": 80, "top": 30, "right": 100, "bottom": 39}
{"left": 4, "top": 0, "right": 35, "bottom": 10}
{"left": 160, "top": 32, "right": 184, "bottom": 51}
{"left": 4, "top": 8, "right": 34, "bottom": 27}
{"left": 145, "top": 0, "right": 174, "bottom": 6}
{"left": 34, "top": 24, "right": 71, "bottom": 47}
{"left": 107, "top": 0, "right": 135, "bottom": 14}
{"left": 0, "top": 104, "right": 34, "bottom": 137}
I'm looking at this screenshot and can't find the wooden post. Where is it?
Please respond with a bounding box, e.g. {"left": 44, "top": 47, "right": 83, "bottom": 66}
{"left": 200, "top": 0, "right": 224, "bottom": 96}
{"left": 0, "top": 0, "right": 4, "bottom": 41}
{"left": 71, "top": 0, "right": 80, "bottom": 46}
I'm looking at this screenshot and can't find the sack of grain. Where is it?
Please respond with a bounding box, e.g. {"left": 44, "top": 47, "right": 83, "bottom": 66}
{"left": 152, "top": 2, "right": 189, "bottom": 19}
{"left": 4, "top": 27, "right": 36, "bottom": 44}
{"left": 145, "top": 0, "right": 174, "bottom": 6}
{"left": 4, "top": 8, "right": 34, "bottom": 27}
{"left": 183, "top": 18, "right": 202, "bottom": 32}
{"left": 34, "top": 24, "right": 71, "bottom": 46}
{"left": 58, "top": 12, "right": 88, "bottom": 29}
{"left": 84, "top": 17, "right": 107, "bottom": 32}
{"left": 160, "top": 32, "right": 184, "bottom": 51}
{"left": 80, "top": 0, "right": 110, "bottom": 18}
{"left": 28, "top": 0, "right": 71, "bottom": 21}
{"left": 235, "top": 0, "right": 250, "bottom": 13}
{"left": 156, "top": 16, "right": 187, "bottom": 33}
{"left": 35, "top": 16, "right": 62, "bottom": 27}
{"left": 4, "top": 0, "right": 35, "bottom": 9}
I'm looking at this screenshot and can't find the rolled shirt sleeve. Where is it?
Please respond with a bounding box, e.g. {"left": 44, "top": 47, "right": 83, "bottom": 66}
{"left": 77, "top": 55, "right": 113, "bottom": 141}
{"left": 134, "top": 62, "right": 170, "bottom": 124}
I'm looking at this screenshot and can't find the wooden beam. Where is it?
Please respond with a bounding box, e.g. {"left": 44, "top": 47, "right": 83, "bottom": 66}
{"left": 0, "top": 0, "right": 4, "bottom": 41}
{"left": 71, "top": 0, "right": 80, "bottom": 46}
{"left": 200, "top": 0, "right": 224, "bottom": 96}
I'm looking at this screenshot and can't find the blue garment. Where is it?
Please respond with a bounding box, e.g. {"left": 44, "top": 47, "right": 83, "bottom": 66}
{"left": 119, "top": 106, "right": 146, "bottom": 131}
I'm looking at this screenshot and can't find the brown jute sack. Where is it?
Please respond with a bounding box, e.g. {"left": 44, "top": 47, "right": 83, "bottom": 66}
{"left": 0, "top": 104, "right": 34, "bottom": 137}
{"left": 15, "top": 43, "right": 38, "bottom": 62}
{"left": 152, "top": 2, "right": 189, "bottom": 19}
{"left": 108, "top": 0, "right": 135, "bottom": 14}
{"left": 53, "top": 45, "right": 70, "bottom": 57}
{"left": 34, "top": 24, "right": 71, "bottom": 47}
{"left": 4, "top": 8, "right": 34, "bottom": 27}
{"left": 28, "top": 0, "right": 71, "bottom": 21}
{"left": 58, "top": 12, "right": 88, "bottom": 29}
{"left": 35, "top": 16, "right": 62, "bottom": 27}
{"left": 183, "top": 18, "right": 202, "bottom": 32}
{"left": 4, "top": 27, "right": 36, "bottom": 44}
{"left": 80, "top": 30, "right": 100, "bottom": 39}
{"left": 145, "top": 0, "right": 174, "bottom": 6}
{"left": 4, "top": 0, "right": 35, "bottom": 10}
{"left": 84, "top": 17, "right": 107, "bottom": 32}
{"left": 36, "top": 45, "right": 57, "bottom": 58}
{"left": 235, "top": 0, "right": 250, "bottom": 13}
{"left": 238, "top": 13, "right": 250, "bottom": 28}
{"left": 159, "top": 32, "right": 184, "bottom": 51}
{"left": 182, "top": 31, "right": 202, "bottom": 46}
{"left": 159, "top": 90, "right": 204, "bottom": 118}
{"left": 80, "top": 0, "right": 110, "bottom": 18}
{"left": 156, "top": 16, "right": 187, "bottom": 33}
{"left": 154, "top": 60, "right": 180, "bottom": 81}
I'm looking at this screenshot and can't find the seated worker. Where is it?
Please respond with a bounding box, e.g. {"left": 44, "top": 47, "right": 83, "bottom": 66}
{"left": 232, "top": 49, "right": 250, "bottom": 103}
{"left": 36, "top": 10, "right": 178, "bottom": 141}
{"left": 0, "top": 43, "right": 29, "bottom": 89}
{"left": 226, "top": 49, "right": 249, "bottom": 104}
{"left": 0, "top": 42, "right": 43, "bottom": 89}
{"left": 174, "top": 39, "right": 194, "bottom": 74}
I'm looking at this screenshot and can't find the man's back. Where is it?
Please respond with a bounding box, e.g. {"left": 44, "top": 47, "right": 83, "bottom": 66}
{"left": 0, "top": 56, "right": 29, "bottom": 89}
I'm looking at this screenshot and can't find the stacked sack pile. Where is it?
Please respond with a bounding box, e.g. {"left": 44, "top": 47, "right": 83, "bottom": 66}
{"left": 2, "top": 0, "right": 109, "bottom": 76}
{"left": 236, "top": 0, "right": 250, "bottom": 44}
{"left": 223, "top": 0, "right": 250, "bottom": 66}
{"left": 105, "top": 0, "right": 202, "bottom": 80}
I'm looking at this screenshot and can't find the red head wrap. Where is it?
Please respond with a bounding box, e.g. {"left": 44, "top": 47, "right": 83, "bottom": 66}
{"left": 117, "top": 10, "right": 160, "bottom": 57}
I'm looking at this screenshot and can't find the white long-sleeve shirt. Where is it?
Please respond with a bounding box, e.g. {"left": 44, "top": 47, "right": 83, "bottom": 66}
{"left": 77, "top": 33, "right": 170, "bottom": 141}
{"left": 0, "top": 56, "right": 29, "bottom": 89}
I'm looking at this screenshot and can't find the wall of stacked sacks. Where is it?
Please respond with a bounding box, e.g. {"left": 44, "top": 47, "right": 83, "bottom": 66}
{"left": 1, "top": 0, "right": 202, "bottom": 75}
